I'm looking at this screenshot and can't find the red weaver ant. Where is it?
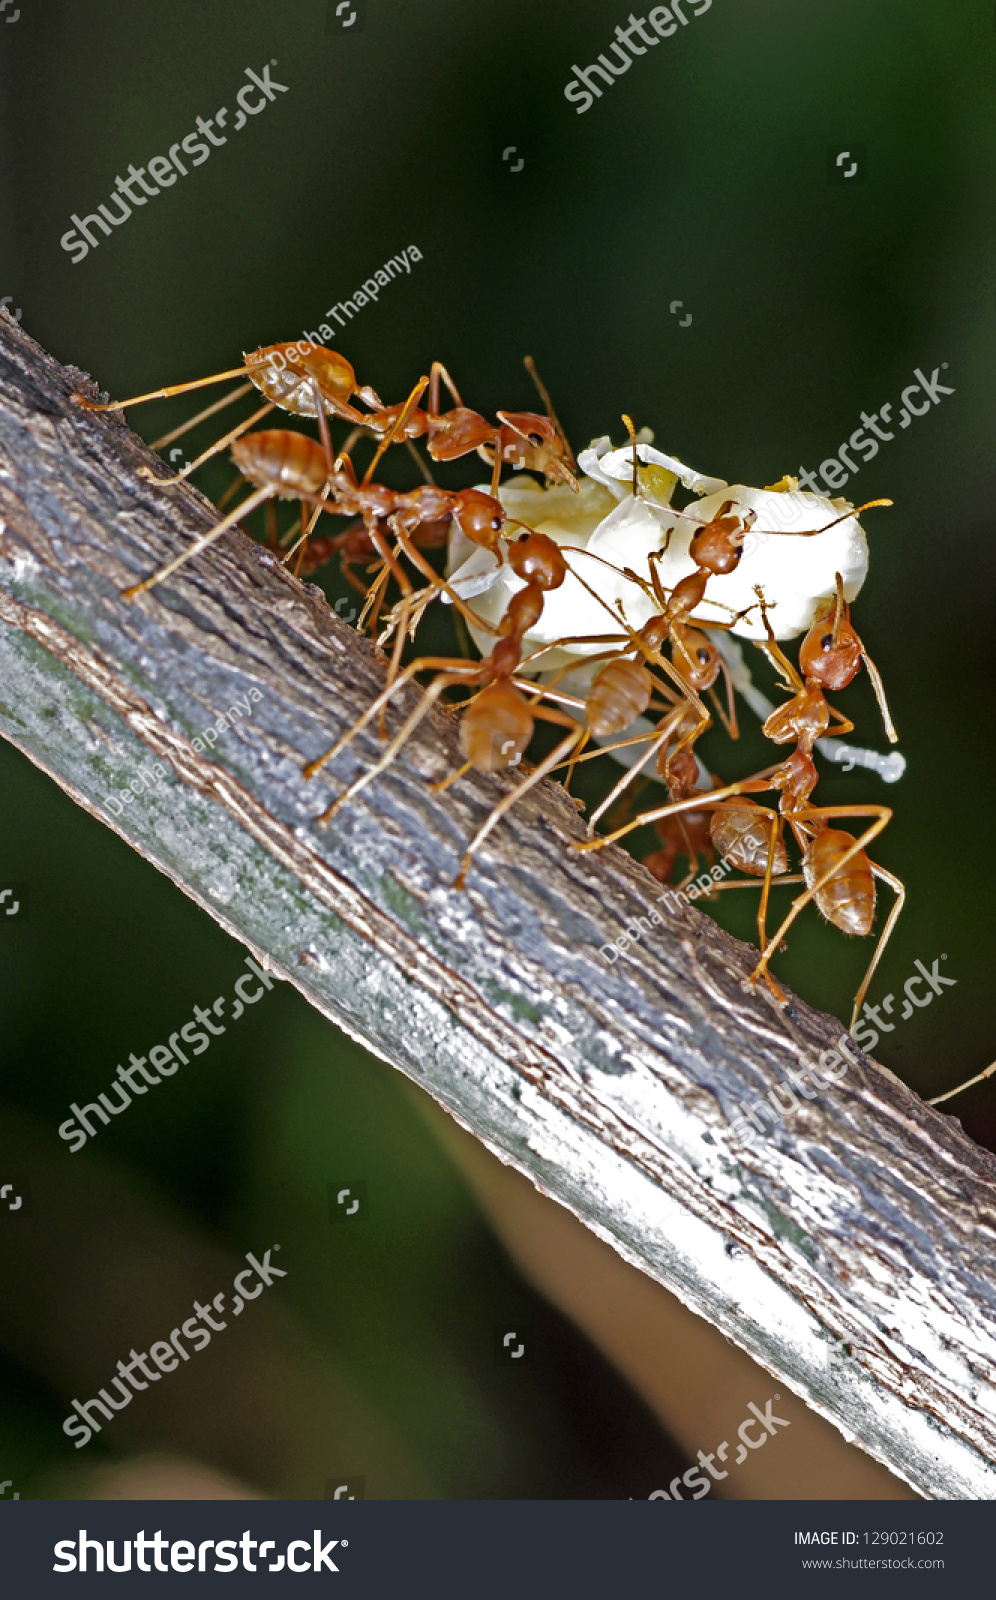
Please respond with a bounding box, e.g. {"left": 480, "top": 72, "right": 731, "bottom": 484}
{"left": 301, "top": 528, "right": 590, "bottom": 888}
{"left": 575, "top": 578, "right": 903, "bottom": 1028}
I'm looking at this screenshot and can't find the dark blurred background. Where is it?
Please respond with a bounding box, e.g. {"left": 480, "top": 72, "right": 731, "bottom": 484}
{"left": 0, "top": 0, "right": 993, "bottom": 1499}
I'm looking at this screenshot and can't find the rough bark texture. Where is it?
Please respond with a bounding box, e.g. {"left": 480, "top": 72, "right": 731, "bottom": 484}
{"left": 1, "top": 311, "right": 994, "bottom": 1500}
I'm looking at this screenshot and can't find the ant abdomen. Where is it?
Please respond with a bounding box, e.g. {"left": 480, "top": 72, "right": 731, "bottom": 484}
{"left": 459, "top": 683, "right": 533, "bottom": 771}
{"left": 231, "top": 430, "right": 330, "bottom": 499}
{"left": 710, "top": 804, "right": 787, "bottom": 877}
{"left": 803, "top": 828, "right": 875, "bottom": 936}
{"left": 586, "top": 660, "right": 653, "bottom": 738}
{"left": 245, "top": 343, "right": 358, "bottom": 416}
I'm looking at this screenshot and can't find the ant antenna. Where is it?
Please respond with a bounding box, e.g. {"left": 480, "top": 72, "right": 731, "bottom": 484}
{"left": 831, "top": 572, "right": 845, "bottom": 651}
{"left": 929, "top": 1058, "right": 996, "bottom": 1106}
{"left": 861, "top": 646, "right": 899, "bottom": 745}
{"left": 825, "top": 571, "right": 898, "bottom": 745}
{"left": 524, "top": 356, "right": 576, "bottom": 472}
{"left": 776, "top": 497, "right": 894, "bottom": 538}
{"left": 622, "top": 413, "right": 639, "bottom": 498}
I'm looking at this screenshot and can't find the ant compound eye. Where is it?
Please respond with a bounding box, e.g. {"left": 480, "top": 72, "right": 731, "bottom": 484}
{"left": 491, "top": 516, "right": 503, "bottom": 531}
{"left": 697, "top": 648, "right": 710, "bottom": 665}
{"left": 821, "top": 633, "right": 834, "bottom": 652}
{"left": 528, "top": 433, "right": 544, "bottom": 447}
{"left": 517, "top": 531, "right": 529, "bottom": 542}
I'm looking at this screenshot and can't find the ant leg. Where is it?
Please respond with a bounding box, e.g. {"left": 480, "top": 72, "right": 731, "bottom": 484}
{"left": 849, "top": 864, "right": 905, "bottom": 1029}
{"left": 432, "top": 758, "right": 475, "bottom": 795}
{"left": 563, "top": 732, "right": 592, "bottom": 793}
{"left": 302, "top": 657, "right": 479, "bottom": 780}
{"left": 714, "top": 653, "right": 739, "bottom": 739}
{"left": 150, "top": 382, "right": 254, "bottom": 451}
{"left": 573, "top": 771, "right": 779, "bottom": 853}
{"left": 428, "top": 361, "right": 463, "bottom": 415}
{"left": 139, "top": 400, "right": 275, "bottom": 483}
{"left": 756, "top": 809, "right": 784, "bottom": 958}
{"left": 929, "top": 1059, "right": 996, "bottom": 1107}
{"left": 455, "top": 706, "right": 584, "bottom": 889}
{"left": 587, "top": 711, "right": 685, "bottom": 833}
{"left": 216, "top": 473, "right": 246, "bottom": 512}
{"left": 314, "top": 670, "right": 476, "bottom": 826}
{"left": 265, "top": 501, "right": 280, "bottom": 553}
{"left": 524, "top": 355, "right": 576, "bottom": 472}
{"left": 362, "top": 375, "right": 429, "bottom": 486}
{"left": 75, "top": 366, "right": 251, "bottom": 412}
{"left": 122, "top": 485, "right": 274, "bottom": 599}
{"left": 749, "top": 805, "right": 892, "bottom": 1005}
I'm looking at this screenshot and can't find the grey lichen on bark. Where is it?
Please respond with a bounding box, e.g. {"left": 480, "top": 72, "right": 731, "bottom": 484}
{"left": 0, "top": 310, "right": 994, "bottom": 1500}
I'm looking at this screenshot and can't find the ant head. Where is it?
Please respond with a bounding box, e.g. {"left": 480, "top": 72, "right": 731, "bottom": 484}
{"left": 506, "top": 529, "right": 567, "bottom": 591}
{"left": 456, "top": 490, "right": 505, "bottom": 550}
{"left": 672, "top": 624, "right": 721, "bottom": 690}
{"left": 799, "top": 580, "right": 862, "bottom": 689}
{"left": 497, "top": 412, "right": 579, "bottom": 489}
{"left": 688, "top": 507, "right": 747, "bottom": 575}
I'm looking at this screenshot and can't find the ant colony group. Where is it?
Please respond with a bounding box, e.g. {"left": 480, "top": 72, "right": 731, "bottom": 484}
{"left": 77, "top": 338, "right": 907, "bottom": 1034}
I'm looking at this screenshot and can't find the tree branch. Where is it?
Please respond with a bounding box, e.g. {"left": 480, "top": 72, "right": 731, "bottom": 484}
{"left": 1, "top": 311, "right": 994, "bottom": 1499}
